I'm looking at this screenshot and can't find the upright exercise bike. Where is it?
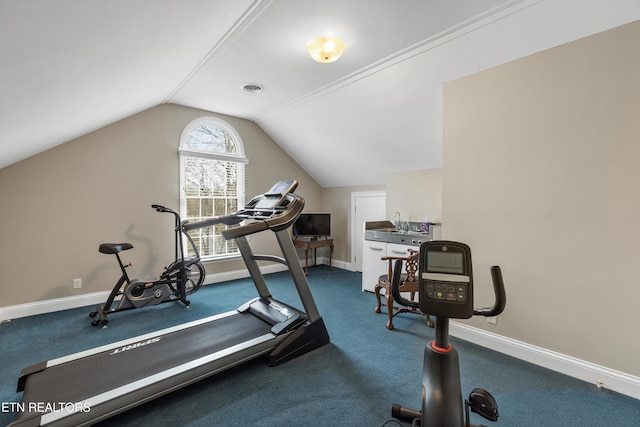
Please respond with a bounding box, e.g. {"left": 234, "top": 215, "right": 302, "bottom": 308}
{"left": 89, "top": 204, "right": 205, "bottom": 327}
{"left": 390, "top": 241, "right": 506, "bottom": 426}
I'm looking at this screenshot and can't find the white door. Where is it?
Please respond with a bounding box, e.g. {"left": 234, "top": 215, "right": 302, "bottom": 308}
{"left": 351, "top": 191, "right": 386, "bottom": 271}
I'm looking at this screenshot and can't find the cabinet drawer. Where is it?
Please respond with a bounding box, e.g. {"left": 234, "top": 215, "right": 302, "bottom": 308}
{"left": 387, "top": 243, "right": 413, "bottom": 257}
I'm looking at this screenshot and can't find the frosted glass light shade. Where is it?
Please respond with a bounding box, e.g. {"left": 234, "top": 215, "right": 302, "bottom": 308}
{"left": 307, "top": 37, "right": 345, "bottom": 63}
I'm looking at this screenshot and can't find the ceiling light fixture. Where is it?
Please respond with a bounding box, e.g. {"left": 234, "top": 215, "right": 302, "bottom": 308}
{"left": 307, "top": 37, "right": 345, "bottom": 63}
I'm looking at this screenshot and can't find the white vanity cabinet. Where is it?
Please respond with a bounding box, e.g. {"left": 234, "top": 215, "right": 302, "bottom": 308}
{"left": 362, "top": 241, "right": 415, "bottom": 292}
{"left": 362, "top": 240, "right": 387, "bottom": 292}
{"left": 361, "top": 222, "right": 438, "bottom": 293}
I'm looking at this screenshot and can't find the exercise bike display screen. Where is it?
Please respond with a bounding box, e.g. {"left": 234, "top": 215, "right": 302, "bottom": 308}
{"left": 419, "top": 241, "right": 474, "bottom": 319}
{"left": 426, "top": 251, "right": 464, "bottom": 274}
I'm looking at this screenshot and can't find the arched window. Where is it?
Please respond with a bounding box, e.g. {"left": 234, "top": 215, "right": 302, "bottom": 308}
{"left": 179, "top": 117, "right": 247, "bottom": 260}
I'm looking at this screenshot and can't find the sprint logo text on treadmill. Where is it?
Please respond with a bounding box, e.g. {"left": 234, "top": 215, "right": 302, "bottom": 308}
{"left": 109, "top": 337, "right": 161, "bottom": 355}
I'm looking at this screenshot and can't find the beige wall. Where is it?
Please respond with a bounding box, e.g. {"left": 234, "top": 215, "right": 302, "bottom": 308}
{"left": 443, "top": 21, "right": 640, "bottom": 376}
{"left": 386, "top": 168, "right": 442, "bottom": 223}
{"left": 0, "top": 104, "right": 322, "bottom": 306}
{"left": 322, "top": 184, "right": 385, "bottom": 263}
{"left": 320, "top": 171, "right": 442, "bottom": 266}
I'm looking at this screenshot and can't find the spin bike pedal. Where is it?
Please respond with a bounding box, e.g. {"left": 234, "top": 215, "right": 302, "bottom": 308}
{"left": 467, "top": 388, "right": 498, "bottom": 422}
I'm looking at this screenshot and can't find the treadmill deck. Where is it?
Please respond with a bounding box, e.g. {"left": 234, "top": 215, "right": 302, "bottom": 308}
{"left": 14, "top": 311, "right": 277, "bottom": 426}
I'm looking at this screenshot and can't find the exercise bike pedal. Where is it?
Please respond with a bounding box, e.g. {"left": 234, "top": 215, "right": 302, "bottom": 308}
{"left": 467, "top": 388, "right": 498, "bottom": 422}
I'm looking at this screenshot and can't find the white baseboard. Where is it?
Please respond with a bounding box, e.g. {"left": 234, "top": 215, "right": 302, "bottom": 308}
{"left": 0, "top": 260, "right": 326, "bottom": 322}
{"left": 0, "top": 292, "right": 111, "bottom": 323}
{"left": 450, "top": 321, "right": 640, "bottom": 400}
{"left": 0, "top": 264, "right": 290, "bottom": 323}
{"left": 315, "top": 256, "right": 352, "bottom": 272}
{"left": 203, "top": 262, "right": 289, "bottom": 285}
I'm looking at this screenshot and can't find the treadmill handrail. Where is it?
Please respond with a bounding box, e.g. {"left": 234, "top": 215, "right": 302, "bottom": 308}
{"left": 182, "top": 194, "right": 303, "bottom": 240}
{"left": 182, "top": 214, "right": 243, "bottom": 232}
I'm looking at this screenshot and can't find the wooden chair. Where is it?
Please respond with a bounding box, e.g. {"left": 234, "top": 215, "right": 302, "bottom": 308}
{"left": 374, "top": 249, "right": 434, "bottom": 330}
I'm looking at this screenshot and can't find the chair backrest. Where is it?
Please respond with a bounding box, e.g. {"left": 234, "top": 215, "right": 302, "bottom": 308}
{"left": 389, "top": 249, "right": 421, "bottom": 309}
{"left": 402, "top": 249, "right": 419, "bottom": 284}
{"left": 384, "top": 248, "right": 419, "bottom": 284}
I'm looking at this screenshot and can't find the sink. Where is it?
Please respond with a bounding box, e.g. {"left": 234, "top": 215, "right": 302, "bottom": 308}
{"left": 370, "top": 228, "right": 411, "bottom": 234}
{"left": 364, "top": 229, "right": 430, "bottom": 247}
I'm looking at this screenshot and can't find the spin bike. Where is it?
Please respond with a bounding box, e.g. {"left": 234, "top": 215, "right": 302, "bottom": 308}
{"left": 390, "top": 241, "right": 506, "bottom": 426}
{"left": 89, "top": 204, "right": 205, "bottom": 327}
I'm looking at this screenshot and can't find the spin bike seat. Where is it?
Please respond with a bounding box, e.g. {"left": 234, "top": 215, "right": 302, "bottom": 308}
{"left": 99, "top": 243, "right": 134, "bottom": 254}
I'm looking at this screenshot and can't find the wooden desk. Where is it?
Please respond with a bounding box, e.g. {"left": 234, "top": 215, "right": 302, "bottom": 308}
{"left": 292, "top": 238, "right": 334, "bottom": 275}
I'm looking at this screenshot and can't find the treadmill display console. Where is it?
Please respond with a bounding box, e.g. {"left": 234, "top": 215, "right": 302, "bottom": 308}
{"left": 254, "top": 180, "right": 298, "bottom": 210}
{"left": 419, "top": 241, "right": 474, "bottom": 319}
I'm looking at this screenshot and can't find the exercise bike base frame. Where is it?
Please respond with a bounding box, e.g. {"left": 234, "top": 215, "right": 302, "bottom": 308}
{"left": 89, "top": 259, "right": 204, "bottom": 327}
{"left": 389, "top": 241, "right": 506, "bottom": 427}
{"left": 89, "top": 205, "right": 205, "bottom": 327}
{"left": 391, "top": 329, "right": 464, "bottom": 426}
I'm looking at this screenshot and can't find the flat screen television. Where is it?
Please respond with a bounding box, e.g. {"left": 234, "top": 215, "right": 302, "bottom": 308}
{"left": 292, "top": 213, "right": 331, "bottom": 238}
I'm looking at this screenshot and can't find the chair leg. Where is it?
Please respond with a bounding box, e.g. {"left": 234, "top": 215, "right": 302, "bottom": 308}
{"left": 426, "top": 314, "right": 434, "bottom": 328}
{"left": 385, "top": 286, "right": 394, "bottom": 330}
{"left": 374, "top": 283, "right": 383, "bottom": 313}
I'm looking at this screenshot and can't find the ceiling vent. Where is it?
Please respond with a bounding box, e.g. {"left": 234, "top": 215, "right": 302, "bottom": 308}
{"left": 242, "top": 83, "right": 263, "bottom": 94}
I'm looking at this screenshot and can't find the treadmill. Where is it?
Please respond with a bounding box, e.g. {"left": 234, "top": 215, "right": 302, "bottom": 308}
{"left": 9, "top": 179, "right": 330, "bottom": 427}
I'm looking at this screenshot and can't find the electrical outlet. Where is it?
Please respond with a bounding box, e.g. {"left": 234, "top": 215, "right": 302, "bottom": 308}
{"left": 487, "top": 316, "right": 497, "bottom": 325}
{"left": 73, "top": 278, "right": 82, "bottom": 289}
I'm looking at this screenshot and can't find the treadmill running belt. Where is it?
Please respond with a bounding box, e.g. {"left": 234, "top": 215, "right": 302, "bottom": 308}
{"left": 21, "top": 313, "right": 272, "bottom": 406}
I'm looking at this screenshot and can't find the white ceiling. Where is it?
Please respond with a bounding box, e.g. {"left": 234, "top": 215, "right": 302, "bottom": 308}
{"left": 1, "top": 1, "right": 639, "bottom": 186}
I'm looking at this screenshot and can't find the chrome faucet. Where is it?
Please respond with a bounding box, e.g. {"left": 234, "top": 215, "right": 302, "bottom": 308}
{"left": 395, "top": 211, "right": 402, "bottom": 230}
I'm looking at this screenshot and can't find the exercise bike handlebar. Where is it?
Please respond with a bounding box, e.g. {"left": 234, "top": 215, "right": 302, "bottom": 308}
{"left": 391, "top": 263, "right": 506, "bottom": 318}
{"left": 390, "top": 259, "right": 419, "bottom": 310}
{"left": 473, "top": 265, "right": 506, "bottom": 317}
{"left": 151, "top": 204, "right": 177, "bottom": 215}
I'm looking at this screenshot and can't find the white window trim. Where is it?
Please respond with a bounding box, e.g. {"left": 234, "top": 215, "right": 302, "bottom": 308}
{"left": 179, "top": 116, "right": 246, "bottom": 154}
{"left": 179, "top": 116, "right": 247, "bottom": 261}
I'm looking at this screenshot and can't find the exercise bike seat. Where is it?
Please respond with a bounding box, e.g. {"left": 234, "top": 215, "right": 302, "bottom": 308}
{"left": 99, "top": 243, "right": 134, "bottom": 254}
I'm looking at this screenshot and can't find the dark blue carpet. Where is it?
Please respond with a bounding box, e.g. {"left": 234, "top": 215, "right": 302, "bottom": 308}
{"left": 1, "top": 266, "right": 639, "bottom": 426}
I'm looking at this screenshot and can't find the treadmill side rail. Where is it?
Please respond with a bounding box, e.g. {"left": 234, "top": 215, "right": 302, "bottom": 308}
{"left": 17, "top": 361, "right": 47, "bottom": 392}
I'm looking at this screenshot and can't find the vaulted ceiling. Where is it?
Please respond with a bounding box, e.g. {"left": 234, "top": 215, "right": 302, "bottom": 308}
{"left": 1, "top": 1, "right": 638, "bottom": 186}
